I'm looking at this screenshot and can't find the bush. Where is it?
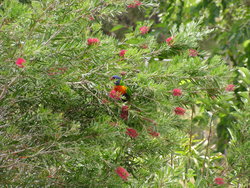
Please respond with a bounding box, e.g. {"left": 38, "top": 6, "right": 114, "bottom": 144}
{"left": 0, "top": 0, "right": 248, "bottom": 187}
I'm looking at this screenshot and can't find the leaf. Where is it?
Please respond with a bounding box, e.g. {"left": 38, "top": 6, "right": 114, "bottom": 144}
{"left": 126, "top": 38, "right": 141, "bottom": 44}
{"left": 111, "top": 25, "right": 124, "bottom": 32}
{"left": 238, "top": 67, "right": 250, "bottom": 85}
{"left": 227, "top": 128, "right": 237, "bottom": 144}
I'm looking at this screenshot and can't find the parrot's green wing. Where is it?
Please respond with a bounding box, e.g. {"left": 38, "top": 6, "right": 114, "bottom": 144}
{"left": 126, "top": 86, "right": 132, "bottom": 96}
{"left": 120, "top": 81, "right": 131, "bottom": 102}
{"left": 120, "top": 81, "right": 132, "bottom": 96}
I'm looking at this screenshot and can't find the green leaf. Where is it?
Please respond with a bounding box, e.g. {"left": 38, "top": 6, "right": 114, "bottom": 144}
{"left": 111, "top": 25, "right": 124, "bottom": 32}
{"left": 238, "top": 67, "right": 250, "bottom": 85}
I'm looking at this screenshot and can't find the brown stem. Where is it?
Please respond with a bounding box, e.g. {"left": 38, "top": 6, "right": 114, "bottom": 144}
{"left": 202, "top": 114, "right": 213, "bottom": 176}
{"left": 0, "top": 76, "right": 19, "bottom": 101}
{"left": 185, "top": 105, "right": 194, "bottom": 186}
{"left": 188, "top": 105, "right": 195, "bottom": 167}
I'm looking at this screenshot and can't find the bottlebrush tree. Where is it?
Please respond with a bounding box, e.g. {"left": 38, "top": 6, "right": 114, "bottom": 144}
{"left": 0, "top": 0, "right": 235, "bottom": 187}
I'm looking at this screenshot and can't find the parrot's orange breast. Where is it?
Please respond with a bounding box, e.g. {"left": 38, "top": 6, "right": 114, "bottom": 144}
{"left": 114, "top": 85, "right": 127, "bottom": 94}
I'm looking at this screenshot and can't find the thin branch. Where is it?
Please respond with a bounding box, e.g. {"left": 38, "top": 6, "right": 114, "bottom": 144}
{"left": 0, "top": 76, "right": 19, "bottom": 101}
{"left": 202, "top": 114, "right": 213, "bottom": 176}
{"left": 188, "top": 105, "right": 195, "bottom": 167}
{"left": 0, "top": 124, "right": 10, "bottom": 128}
{"left": 80, "top": 83, "right": 118, "bottom": 119}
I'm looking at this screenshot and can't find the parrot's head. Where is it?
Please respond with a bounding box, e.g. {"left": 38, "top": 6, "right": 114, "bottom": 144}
{"left": 110, "top": 75, "right": 121, "bottom": 85}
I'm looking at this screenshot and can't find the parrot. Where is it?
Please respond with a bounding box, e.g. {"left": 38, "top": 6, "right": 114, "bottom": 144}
{"left": 110, "top": 75, "right": 131, "bottom": 102}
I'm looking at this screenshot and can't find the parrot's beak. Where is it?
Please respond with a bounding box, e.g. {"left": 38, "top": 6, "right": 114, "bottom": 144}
{"left": 110, "top": 77, "right": 114, "bottom": 80}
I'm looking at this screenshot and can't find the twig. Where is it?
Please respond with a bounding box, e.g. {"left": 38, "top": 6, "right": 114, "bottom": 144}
{"left": 0, "top": 76, "right": 19, "bottom": 101}
{"left": 150, "top": 74, "right": 233, "bottom": 79}
{"left": 202, "top": 114, "right": 213, "bottom": 176}
{"left": 0, "top": 124, "right": 9, "bottom": 128}
{"left": 188, "top": 105, "right": 195, "bottom": 168}
{"left": 80, "top": 83, "right": 117, "bottom": 119}
{"left": 0, "top": 161, "right": 20, "bottom": 169}
{"left": 0, "top": 149, "right": 26, "bottom": 157}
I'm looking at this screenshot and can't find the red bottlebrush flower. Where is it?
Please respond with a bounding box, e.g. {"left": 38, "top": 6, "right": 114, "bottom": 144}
{"left": 120, "top": 71, "right": 127, "bottom": 76}
{"left": 189, "top": 49, "right": 198, "bottom": 57}
{"left": 127, "top": 1, "right": 142, "bottom": 8}
{"left": 148, "top": 128, "right": 160, "bottom": 137}
{"left": 19, "top": 156, "right": 28, "bottom": 159}
{"left": 109, "top": 90, "right": 121, "bottom": 100}
{"left": 115, "top": 166, "right": 130, "bottom": 181}
{"left": 139, "top": 26, "right": 149, "bottom": 35}
{"left": 214, "top": 177, "right": 225, "bottom": 185}
{"left": 121, "top": 106, "right": 129, "bottom": 111}
{"left": 48, "top": 72, "right": 57, "bottom": 76}
{"left": 16, "top": 58, "right": 26, "bottom": 68}
{"left": 150, "top": 131, "right": 160, "bottom": 137}
{"left": 211, "top": 96, "right": 217, "bottom": 100}
{"left": 88, "top": 15, "right": 95, "bottom": 21}
{"left": 101, "top": 99, "right": 109, "bottom": 104}
{"left": 166, "top": 37, "right": 173, "bottom": 46}
{"left": 174, "top": 107, "right": 186, "bottom": 115}
{"left": 87, "top": 38, "right": 100, "bottom": 45}
{"left": 57, "top": 67, "right": 67, "bottom": 72}
{"left": 172, "top": 88, "right": 182, "bottom": 96}
{"left": 120, "top": 105, "right": 129, "bottom": 120}
{"left": 225, "top": 84, "right": 235, "bottom": 91}
{"left": 126, "top": 128, "right": 139, "bottom": 138}
{"left": 47, "top": 67, "right": 67, "bottom": 76}
{"left": 140, "top": 44, "right": 148, "bottom": 49}
{"left": 143, "top": 117, "right": 157, "bottom": 125}
{"left": 119, "top": 50, "right": 127, "bottom": 57}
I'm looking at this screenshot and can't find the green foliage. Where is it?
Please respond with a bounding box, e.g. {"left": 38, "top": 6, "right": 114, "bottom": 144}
{"left": 0, "top": 0, "right": 249, "bottom": 187}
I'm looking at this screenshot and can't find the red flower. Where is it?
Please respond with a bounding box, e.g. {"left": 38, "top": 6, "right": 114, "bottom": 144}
{"left": 211, "top": 96, "right": 217, "bottom": 100}
{"left": 121, "top": 105, "right": 129, "bottom": 111}
{"left": 109, "top": 90, "right": 121, "bottom": 100}
{"left": 140, "top": 44, "right": 148, "bottom": 49}
{"left": 119, "top": 50, "right": 127, "bottom": 57}
{"left": 57, "top": 67, "right": 67, "bottom": 72}
{"left": 150, "top": 131, "right": 160, "bottom": 137}
{"left": 225, "top": 84, "right": 235, "bottom": 91}
{"left": 120, "top": 105, "right": 129, "bottom": 120}
{"left": 120, "top": 71, "right": 127, "bottom": 76}
{"left": 174, "top": 107, "right": 186, "bottom": 115}
{"left": 47, "top": 67, "right": 67, "bottom": 76}
{"left": 172, "top": 88, "right": 182, "bottom": 96}
{"left": 148, "top": 128, "right": 160, "bottom": 137}
{"left": 127, "top": 1, "right": 142, "bottom": 8}
{"left": 19, "top": 156, "right": 28, "bottom": 159}
{"left": 166, "top": 37, "right": 173, "bottom": 46}
{"left": 16, "top": 58, "right": 26, "bottom": 68}
{"left": 142, "top": 117, "right": 157, "bottom": 125}
{"left": 115, "top": 166, "right": 130, "bottom": 181}
{"left": 214, "top": 177, "right": 225, "bottom": 185}
{"left": 87, "top": 38, "right": 100, "bottom": 45}
{"left": 88, "top": 15, "right": 95, "bottom": 21}
{"left": 126, "top": 128, "right": 139, "bottom": 138}
{"left": 48, "top": 72, "right": 57, "bottom": 76}
{"left": 139, "top": 26, "right": 149, "bottom": 35}
{"left": 101, "top": 99, "right": 109, "bottom": 104}
{"left": 120, "top": 112, "right": 128, "bottom": 120}
{"left": 189, "top": 49, "right": 198, "bottom": 57}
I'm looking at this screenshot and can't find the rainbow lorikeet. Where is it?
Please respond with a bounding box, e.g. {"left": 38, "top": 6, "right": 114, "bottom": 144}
{"left": 110, "top": 75, "right": 131, "bottom": 102}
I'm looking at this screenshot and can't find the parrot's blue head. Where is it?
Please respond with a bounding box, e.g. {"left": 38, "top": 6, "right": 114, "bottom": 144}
{"left": 110, "top": 75, "right": 121, "bottom": 85}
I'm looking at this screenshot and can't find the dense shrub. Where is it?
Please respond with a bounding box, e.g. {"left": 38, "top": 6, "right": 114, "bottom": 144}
{"left": 0, "top": 0, "right": 249, "bottom": 187}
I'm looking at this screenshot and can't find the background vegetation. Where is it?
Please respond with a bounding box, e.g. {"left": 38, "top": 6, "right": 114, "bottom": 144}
{"left": 0, "top": 0, "right": 249, "bottom": 187}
